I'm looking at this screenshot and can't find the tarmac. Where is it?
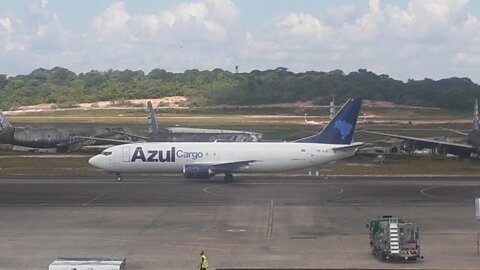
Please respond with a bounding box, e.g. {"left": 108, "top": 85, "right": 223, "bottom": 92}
{"left": 0, "top": 175, "right": 479, "bottom": 269}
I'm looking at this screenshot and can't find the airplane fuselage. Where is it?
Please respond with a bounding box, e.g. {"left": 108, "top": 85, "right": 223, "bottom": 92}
{"left": 89, "top": 142, "right": 359, "bottom": 174}
{"left": 89, "top": 97, "right": 363, "bottom": 181}
{"left": 1, "top": 126, "right": 129, "bottom": 151}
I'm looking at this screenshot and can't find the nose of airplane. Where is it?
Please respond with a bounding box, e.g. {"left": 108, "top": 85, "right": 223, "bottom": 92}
{"left": 88, "top": 154, "right": 104, "bottom": 169}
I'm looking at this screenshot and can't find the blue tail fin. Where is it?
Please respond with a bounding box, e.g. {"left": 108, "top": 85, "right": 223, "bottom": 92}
{"left": 147, "top": 101, "right": 160, "bottom": 134}
{"left": 296, "top": 97, "right": 362, "bottom": 144}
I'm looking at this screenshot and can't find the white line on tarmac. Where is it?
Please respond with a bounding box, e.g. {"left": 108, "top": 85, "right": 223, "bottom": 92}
{"left": 82, "top": 193, "right": 105, "bottom": 206}
{"left": 202, "top": 185, "right": 219, "bottom": 197}
{"left": 420, "top": 185, "right": 442, "bottom": 199}
{"left": 265, "top": 199, "right": 274, "bottom": 240}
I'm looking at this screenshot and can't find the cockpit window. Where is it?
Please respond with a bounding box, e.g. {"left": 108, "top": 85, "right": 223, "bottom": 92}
{"left": 102, "top": 151, "right": 112, "bottom": 156}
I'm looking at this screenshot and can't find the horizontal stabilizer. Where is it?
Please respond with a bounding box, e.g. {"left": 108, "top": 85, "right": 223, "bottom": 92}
{"left": 332, "top": 142, "right": 364, "bottom": 152}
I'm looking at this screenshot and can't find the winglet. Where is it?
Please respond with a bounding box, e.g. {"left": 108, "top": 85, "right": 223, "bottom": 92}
{"left": 296, "top": 97, "right": 362, "bottom": 144}
{"left": 147, "top": 101, "right": 160, "bottom": 134}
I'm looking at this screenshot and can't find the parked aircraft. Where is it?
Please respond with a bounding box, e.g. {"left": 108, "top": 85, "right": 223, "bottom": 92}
{"left": 363, "top": 99, "right": 480, "bottom": 158}
{"left": 142, "top": 101, "right": 262, "bottom": 142}
{"left": 357, "top": 139, "right": 405, "bottom": 155}
{"left": 0, "top": 112, "right": 132, "bottom": 152}
{"left": 84, "top": 101, "right": 262, "bottom": 144}
{"left": 88, "top": 97, "right": 363, "bottom": 182}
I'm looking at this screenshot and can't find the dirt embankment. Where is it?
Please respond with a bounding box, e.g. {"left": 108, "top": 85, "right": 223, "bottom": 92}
{"left": 15, "top": 97, "right": 189, "bottom": 111}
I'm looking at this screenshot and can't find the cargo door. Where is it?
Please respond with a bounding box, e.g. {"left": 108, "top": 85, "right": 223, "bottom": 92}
{"left": 122, "top": 146, "right": 130, "bottom": 162}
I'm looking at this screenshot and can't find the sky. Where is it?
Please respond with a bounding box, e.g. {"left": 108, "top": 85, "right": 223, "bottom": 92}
{"left": 1, "top": 0, "right": 480, "bottom": 83}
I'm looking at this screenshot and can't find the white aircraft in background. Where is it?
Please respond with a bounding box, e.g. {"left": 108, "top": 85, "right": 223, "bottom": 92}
{"left": 89, "top": 97, "right": 363, "bottom": 182}
{"left": 363, "top": 98, "right": 480, "bottom": 158}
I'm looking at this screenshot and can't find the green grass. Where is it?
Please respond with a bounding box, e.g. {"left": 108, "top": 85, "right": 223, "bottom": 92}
{"left": 8, "top": 114, "right": 315, "bottom": 126}
{"left": 0, "top": 155, "right": 101, "bottom": 176}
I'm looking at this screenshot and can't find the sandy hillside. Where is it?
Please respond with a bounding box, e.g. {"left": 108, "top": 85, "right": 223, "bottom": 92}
{"left": 16, "top": 96, "right": 189, "bottom": 111}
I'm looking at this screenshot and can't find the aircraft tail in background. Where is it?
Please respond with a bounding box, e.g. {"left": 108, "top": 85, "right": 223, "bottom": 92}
{"left": 329, "top": 96, "right": 336, "bottom": 120}
{"left": 0, "top": 112, "right": 13, "bottom": 132}
{"left": 296, "top": 97, "right": 362, "bottom": 145}
{"left": 473, "top": 98, "right": 479, "bottom": 130}
{"left": 147, "top": 101, "right": 160, "bottom": 134}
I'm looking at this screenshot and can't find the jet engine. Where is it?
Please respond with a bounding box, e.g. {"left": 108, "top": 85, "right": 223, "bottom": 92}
{"left": 401, "top": 140, "right": 416, "bottom": 154}
{"left": 467, "top": 129, "right": 480, "bottom": 148}
{"left": 432, "top": 144, "right": 447, "bottom": 157}
{"left": 183, "top": 164, "right": 215, "bottom": 179}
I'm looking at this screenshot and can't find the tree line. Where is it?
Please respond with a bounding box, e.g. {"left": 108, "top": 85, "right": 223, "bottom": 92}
{"left": 0, "top": 66, "right": 478, "bottom": 111}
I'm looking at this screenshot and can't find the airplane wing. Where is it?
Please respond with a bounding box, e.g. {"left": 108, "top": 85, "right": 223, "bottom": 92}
{"left": 55, "top": 138, "right": 97, "bottom": 152}
{"left": 111, "top": 131, "right": 150, "bottom": 141}
{"left": 74, "top": 135, "right": 134, "bottom": 144}
{"left": 362, "top": 130, "right": 478, "bottom": 156}
{"left": 438, "top": 127, "right": 468, "bottom": 136}
{"left": 205, "top": 160, "right": 259, "bottom": 173}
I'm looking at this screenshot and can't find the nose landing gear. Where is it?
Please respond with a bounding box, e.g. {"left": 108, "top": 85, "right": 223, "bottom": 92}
{"left": 114, "top": 173, "right": 122, "bottom": 182}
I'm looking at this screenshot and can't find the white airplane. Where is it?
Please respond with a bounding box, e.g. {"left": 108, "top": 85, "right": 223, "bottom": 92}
{"left": 89, "top": 97, "right": 363, "bottom": 182}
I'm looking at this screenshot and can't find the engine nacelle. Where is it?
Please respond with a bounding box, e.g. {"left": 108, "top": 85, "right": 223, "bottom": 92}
{"left": 401, "top": 140, "right": 416, "bottom": 154}
{"left": 432, "top": 144, "right": 447, "bottom": 157}
{"left": 183, "top": 164, "right": 215, "bottom": 179}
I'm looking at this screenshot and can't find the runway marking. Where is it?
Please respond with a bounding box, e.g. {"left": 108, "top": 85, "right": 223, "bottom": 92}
{"left": 265, "top": 199, "right": 274, "bottom": 240}
{"left": 227, "top": 229, "right": 246, "bottom": 232}
{"left": 420, "top": 185, "right": 442, "bottom": 199}
{"left": 82, "top": 194, "right": 105, "bottom": 206}
{"left": 202, "top": 185, "right": 219, "bottom": 197}
{"left": 326, "top": 185, "right": 344, "bottom": 197}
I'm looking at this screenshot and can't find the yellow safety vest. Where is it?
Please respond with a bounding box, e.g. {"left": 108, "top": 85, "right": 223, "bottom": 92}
{"left": 202, "top": 255, "right": 209, "bottom": 268}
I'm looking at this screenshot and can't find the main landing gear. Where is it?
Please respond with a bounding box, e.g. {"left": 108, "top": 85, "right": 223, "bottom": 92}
{"left": 224, "top": 173, "right": 233, "bottom": 182}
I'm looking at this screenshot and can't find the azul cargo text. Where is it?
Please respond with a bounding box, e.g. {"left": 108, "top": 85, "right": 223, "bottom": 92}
{"left": 130, "top": 147, "right": 205, "bottom": 162}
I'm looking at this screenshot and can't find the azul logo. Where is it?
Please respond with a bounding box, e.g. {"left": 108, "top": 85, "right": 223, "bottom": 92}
{"left": 334, "top": 120, "right": 353, "bottom": 139}
{"left": 131, "top": 147, "right": 204, "bottom": 162}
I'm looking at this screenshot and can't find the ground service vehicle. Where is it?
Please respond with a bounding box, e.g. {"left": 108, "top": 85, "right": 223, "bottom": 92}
{"left": 367, "top": 216, "right": 422, "bottom": 261}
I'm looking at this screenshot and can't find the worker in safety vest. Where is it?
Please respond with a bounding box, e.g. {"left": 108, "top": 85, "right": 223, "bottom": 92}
{"left": 199, "top": 251, "right": 209, "bottom": 270}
